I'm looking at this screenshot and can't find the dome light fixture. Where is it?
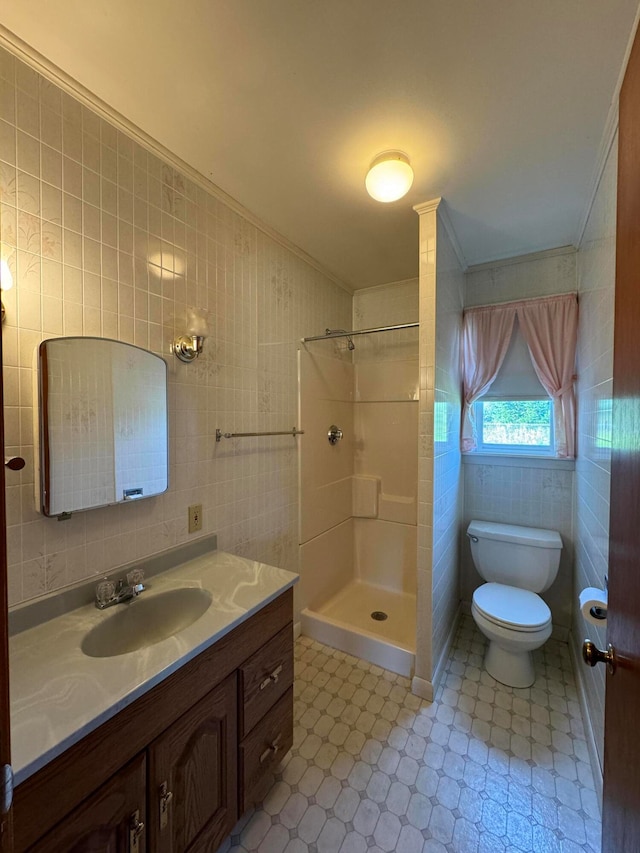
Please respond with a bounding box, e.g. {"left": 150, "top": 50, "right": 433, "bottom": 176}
{"left": 365, "top": 151, "right": 414, "bottom": 203}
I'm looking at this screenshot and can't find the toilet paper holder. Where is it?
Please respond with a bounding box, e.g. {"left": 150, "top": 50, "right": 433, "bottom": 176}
{"left": 589, "top": 605, "right": 607, "bottom": 621}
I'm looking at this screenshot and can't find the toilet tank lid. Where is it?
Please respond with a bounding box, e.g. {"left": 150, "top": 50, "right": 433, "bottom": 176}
{"left": 468, "top": 520, "right": 562, "bottom": 549}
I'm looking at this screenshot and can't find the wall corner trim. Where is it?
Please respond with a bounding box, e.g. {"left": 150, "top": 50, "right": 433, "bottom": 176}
{"left": 411, "top": 675, "right": 434, "bottom": 702}
{"left": 436, "top": 201, "right": 468, "bottom": 272}
{"left": 413, "top": 197, "right": 442, "bottom": 217}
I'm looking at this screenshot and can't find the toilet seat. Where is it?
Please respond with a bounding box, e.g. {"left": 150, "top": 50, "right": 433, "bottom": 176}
{"left": 473, "top": 582, "right": 551, "bottom": 632}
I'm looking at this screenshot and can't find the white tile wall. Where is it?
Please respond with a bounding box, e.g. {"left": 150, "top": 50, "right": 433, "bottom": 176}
{"left": 432, "top": 219, "right": 464, "bottom": 678}
{"left": 574, "top": 132, "right": 618, "bottom": 772}
{"left": 415, "top": 203, "right": 464, "bottom": 690}
{"left": 0, "top": 45, "right": 352, "bottom": 605}
{"left": 465, "top": 249, "right": 577, "bottom": 307}
{"left": 461, "top": 463, "right": 574, "bottom": 631}
{"left": 462, "top": 250, "right": 578, "bottom": 634}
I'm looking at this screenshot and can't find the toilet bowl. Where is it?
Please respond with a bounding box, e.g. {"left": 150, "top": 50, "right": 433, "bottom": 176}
{"left": 467, "top": 521, "right": 562, "bottom": 688}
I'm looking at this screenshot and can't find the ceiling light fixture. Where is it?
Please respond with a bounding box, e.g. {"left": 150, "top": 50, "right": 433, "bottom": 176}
{"left": 365, "top": 151, "right": 414, "bottom": 203}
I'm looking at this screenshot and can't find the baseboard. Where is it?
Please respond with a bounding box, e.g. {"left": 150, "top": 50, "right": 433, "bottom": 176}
{"left": 293, "top": 621, "right": 302, "bottom": 640}
{"left": 432, "top": 604, "right": 462, "bottom": 694}
{"left": 569, "top": 631, "right": 603, "bottom": 811}
{"left": 411, "top": 604, "right": 462, "bottom": 703}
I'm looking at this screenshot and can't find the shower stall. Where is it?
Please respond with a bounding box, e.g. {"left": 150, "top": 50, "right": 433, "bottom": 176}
{"left": 298, "top": 285, "right": 419, "bottom": 677}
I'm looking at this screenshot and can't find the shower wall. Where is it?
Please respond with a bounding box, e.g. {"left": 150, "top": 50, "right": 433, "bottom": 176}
{"left": 298, "top": 280, "right": 418, "bottom": 616}
{"left": 353, "top": 280, "right": 419, "bottom": 596}
{"left": 298, "top": 347, "right": 354, "bottom": 613}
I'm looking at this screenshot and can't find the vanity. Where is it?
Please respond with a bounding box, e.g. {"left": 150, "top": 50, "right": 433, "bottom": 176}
{"left": 9, "top": 543, "right": 298, "bottom": 852}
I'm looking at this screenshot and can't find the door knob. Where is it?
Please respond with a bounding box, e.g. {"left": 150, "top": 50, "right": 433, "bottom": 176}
{"left": 582, "top": 639, "right": 616, "bottom": 674}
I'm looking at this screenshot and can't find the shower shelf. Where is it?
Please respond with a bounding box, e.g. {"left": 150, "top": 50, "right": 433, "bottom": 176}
{"left": 215, "top": 427, "right": 304, "bottom": 442}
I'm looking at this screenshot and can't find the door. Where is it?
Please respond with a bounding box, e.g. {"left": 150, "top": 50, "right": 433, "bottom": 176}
{"left": 0, "top": 274, "right": 12, "bottom": 850}
{"left": 602, "top": 19, "right": 640, "bottom": 852}
{"left": 148, "top": 673, "right": 237, "bottom": 853}
{"left": 27, "top": 754, "right": 147, "bottom": 853}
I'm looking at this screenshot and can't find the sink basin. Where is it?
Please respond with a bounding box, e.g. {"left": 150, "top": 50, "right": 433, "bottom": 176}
{"left": 81, "top": 587, "right": 213, "bottom": 658}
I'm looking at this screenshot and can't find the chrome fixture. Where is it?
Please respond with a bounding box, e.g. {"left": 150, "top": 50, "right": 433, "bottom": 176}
{"left": 1, "top": 258, "right": 13, "bottom": 324}
{"left": 171, "top": 307, "right": 209, "bottom": 363}
{"left": 216, "top": 427, "right": 304, "bottom": 441}
{"left": 95, "top": 569, "right": 146, "bottom": 610}
{"left": 327, "top": 425, "right": 343, "bottom": 445}
{"left": 326, "top": 328, "right": 355, "bottom": 350}
{"left": 582, "top": 639, "right": 617, "bottom": 674}
{"left": 467, "top": 533, "right": 479, "bottom": 543}
{"left": 302, "top": 321, "right": 418, "bottom": 345}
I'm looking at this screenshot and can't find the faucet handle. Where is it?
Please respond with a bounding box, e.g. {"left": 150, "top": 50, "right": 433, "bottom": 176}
{"left": 96, "top": 579, "right": 115, "bottom": 607}
{"left": 127, "top": 568, "right": 145, "bottom": 587}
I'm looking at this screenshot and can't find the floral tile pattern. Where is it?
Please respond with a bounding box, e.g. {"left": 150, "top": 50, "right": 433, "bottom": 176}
{"left": 225, "top": 617, "right": 600, "bottom": 853}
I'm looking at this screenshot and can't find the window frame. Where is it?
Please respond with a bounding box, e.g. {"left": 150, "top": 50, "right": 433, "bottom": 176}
{"left": 473, "top": 396, "right": 556, "bottom": 457}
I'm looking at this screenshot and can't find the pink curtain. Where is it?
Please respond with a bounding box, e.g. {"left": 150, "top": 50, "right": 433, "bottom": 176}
{"left": 461, "top": 304, "right": 517, "bottom": 452}
{"left": 518, "top": 293, "right": 578, "bottom": 459}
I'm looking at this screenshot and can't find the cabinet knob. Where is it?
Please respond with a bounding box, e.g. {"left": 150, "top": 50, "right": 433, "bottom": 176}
{"left": 128, "top": 810, "right": 145, "bottom": 853}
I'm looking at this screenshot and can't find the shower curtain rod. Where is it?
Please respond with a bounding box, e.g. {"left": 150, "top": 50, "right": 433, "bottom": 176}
{"left": 302, "top": 322, "right": 419, "bottom": 343}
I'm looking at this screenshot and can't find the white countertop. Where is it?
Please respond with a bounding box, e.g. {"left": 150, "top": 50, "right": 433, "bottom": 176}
{"left": 10, "top": 550, "right": 298, "bottom": 785}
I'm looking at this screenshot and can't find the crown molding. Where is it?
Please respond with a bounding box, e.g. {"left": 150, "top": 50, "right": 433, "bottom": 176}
{"left": 413, "top": 197, "right": 442, "bottom": 216}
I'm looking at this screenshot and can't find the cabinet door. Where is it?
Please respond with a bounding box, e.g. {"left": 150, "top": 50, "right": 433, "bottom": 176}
{"left": 27, "top": 753, "right": 146, "bottom": 853}
{"left": 149, "top": 673, "right": 237, "bottom": 853}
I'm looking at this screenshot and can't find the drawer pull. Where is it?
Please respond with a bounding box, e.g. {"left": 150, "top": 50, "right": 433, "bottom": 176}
{"left": 259, "top": 734, "right": 283, "bottom": 764}
{"left": 159, "top": 781, "right": 174, "bottom": 831}
{"left": 260, "top": 664, "right": 283, "bottom": 691}
{"left": 129, "top": 810, "right": 145, "bottom": 853}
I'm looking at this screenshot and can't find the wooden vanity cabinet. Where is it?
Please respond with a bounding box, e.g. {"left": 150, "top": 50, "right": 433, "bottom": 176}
{"left": 148, "top": 673, "right": 237, "bottom": 853}
{"left": 28, "top": 754, "right": 147, "bottom": 853}
{"left": 14, "top": 588, "right": 294, "bottom": 853}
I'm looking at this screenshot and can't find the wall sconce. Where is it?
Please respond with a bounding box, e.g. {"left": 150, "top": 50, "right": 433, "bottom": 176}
{"left": 365, "top": 151, "right": 414, "bottom": 202}
{"left": 1, "top": 258, "right": 14, "bottom": 323}
{"left": 171, "top": 307, "right": 209, "bottom": 363}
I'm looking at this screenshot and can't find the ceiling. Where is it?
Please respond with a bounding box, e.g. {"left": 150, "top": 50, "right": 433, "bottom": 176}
{"left": 1, "top": 1, "right": 638, "bottom": 290}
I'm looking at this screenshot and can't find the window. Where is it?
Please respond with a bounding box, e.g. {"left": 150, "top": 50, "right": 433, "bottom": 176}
{"left": 475, "top": 398, "right": 555, "bottom": 455}
{"left": 471, "top": 317, "right": 555, "bottom": 456}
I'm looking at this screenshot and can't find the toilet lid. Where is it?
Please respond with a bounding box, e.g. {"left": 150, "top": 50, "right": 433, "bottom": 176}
{"left": 473, "top": 583, "right": 551, "bottom": 632}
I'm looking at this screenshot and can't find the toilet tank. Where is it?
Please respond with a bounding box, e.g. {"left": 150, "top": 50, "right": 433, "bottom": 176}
{"left": 467, "top": 520, "right": 562, "bottom": 593}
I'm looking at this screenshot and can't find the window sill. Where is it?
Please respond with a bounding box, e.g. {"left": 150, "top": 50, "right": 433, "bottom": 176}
{"left": 462, "top": 452, "right": 575, "bottom": 471}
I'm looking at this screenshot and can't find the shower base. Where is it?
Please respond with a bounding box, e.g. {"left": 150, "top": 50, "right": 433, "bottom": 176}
{"left": 301, "top": 580, "right": 416, "bottom": 677}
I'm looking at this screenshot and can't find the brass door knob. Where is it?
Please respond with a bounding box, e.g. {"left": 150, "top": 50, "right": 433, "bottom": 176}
{"left": 582, "top": 639, "right": 616, "bottom": 674}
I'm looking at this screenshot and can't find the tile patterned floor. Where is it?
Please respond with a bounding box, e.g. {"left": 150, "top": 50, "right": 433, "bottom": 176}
{"left": 225, "top": 616, "right": 601, "bottom": 853}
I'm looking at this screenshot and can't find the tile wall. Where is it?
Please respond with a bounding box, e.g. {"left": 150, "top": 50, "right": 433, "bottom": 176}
{"left": 0, "top": 44, "right": 352, "bottom": 606}
{"left": 415, "top": 202, "right": 464, "bottom": 696}
{"left": 574, "top": 131, "right": 618, "bottom": 774}
{"left": 431, "top": 219, "right": 464, "bottom": 681}
{"left": 461, "top": 250, "right": 578, "bottom": 635}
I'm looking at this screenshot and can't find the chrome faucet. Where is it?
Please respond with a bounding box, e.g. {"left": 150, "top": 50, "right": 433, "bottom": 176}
{"left": 95, "top": 569, "right": 146, "bottom": 610}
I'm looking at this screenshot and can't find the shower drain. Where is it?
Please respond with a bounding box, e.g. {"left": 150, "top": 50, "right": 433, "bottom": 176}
{"left": 371, "top": 610, "right": 388, "bottom": 621}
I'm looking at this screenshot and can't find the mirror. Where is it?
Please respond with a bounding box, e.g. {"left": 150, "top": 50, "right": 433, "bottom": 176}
{"left": 36, "top": 337, "right": 168, "bottom": 517}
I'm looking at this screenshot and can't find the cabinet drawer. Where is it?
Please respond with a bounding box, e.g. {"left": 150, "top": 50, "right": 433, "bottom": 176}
{"left": 239, "top": 687, "right": 293, "bottom": 814}
{"left": 239, "top": 623, "right": 293, "bottom": 737}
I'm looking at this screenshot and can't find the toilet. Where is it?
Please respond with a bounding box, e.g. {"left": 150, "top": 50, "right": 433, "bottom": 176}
{"left": 467, "top": 520, "right": 562, "bottom": 688}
